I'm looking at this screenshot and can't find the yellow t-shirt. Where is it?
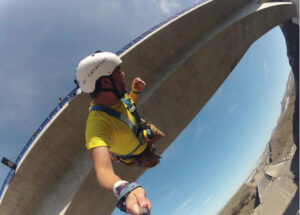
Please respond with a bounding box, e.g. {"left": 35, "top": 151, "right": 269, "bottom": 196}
{"left": 85, "top": 94, "right": 147, "bottom": 157}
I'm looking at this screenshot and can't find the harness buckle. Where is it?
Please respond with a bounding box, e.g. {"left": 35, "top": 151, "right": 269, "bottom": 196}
{"left": 129, "top": 106, "right": 135, "bottom": 112}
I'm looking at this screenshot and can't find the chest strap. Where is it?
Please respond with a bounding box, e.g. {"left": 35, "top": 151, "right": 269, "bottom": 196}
{"left": 90, "top": 98, "right": 147, "bottom": 159}
{"left": 121, "top": 98, "right": 142, "bottom": 125}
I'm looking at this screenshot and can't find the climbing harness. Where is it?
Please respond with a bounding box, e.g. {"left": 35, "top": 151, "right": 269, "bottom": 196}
{"left": 90, "top": 97, "right": 154, "bottom": 160}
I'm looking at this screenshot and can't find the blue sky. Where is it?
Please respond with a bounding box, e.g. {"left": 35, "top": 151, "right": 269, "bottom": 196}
{"left": 0, "top": 1, "right": 291, "bottom": 215}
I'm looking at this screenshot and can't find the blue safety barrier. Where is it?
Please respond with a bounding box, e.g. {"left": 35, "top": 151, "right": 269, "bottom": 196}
{"left": 0, "top": 0, "right": 208, "bottom": 200}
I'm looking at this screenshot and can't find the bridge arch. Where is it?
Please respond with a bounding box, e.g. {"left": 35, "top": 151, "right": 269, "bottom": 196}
{"left": 0, "top": 0, "right": 297, "bottom": 214}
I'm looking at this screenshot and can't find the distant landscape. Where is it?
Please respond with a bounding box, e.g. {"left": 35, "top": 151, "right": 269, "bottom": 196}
{"left": 269, "top": 72, "right": 295, "bottom": 163}
{"left": 218, "top": 72, "right": 296, "bottom": 215}
{"left": 218, "top": 183, "right": 258, "bottom": 215}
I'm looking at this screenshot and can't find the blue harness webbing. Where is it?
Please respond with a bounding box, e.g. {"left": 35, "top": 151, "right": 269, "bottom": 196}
{"left": 121, "top": 98, "right": 142, "bottom": 125}
{"left": 90, "top": 98, "right": 148, "bottom": 159}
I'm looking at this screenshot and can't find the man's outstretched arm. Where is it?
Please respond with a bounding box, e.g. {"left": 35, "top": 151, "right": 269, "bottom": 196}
{"left": 90, "top": 147, "right": 151, "bottom": 214}
{"left": 90, "top": 147, "right": 121, "bottom": 192}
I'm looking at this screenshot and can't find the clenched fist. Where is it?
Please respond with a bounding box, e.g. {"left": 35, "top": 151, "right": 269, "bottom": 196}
{"left": 125, "top": 187, "right": 151, "bottom": 215}
{"left": 131, "top": 77, "right": 146, "bottom": 92}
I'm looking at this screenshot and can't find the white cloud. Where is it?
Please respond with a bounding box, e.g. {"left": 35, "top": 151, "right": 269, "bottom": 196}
{"left": 172, "top": 197, "right": 193, "bottom": 215}
{"left": 107, "top": 0, "right": 120, "bottom": 9}
{"left": 171, "top": 195, "right": 214, "bottom": 215}
{"left": 151, "top": 0, "right": 181, "bottom": 15}
{"left": 185, "top": 195, "right": 215, "bottom": 215}
{"left": 227, "top": 92, "right": 238, "bottom": 116}
{"left": 160, "top": 0, "right": 181, "bottom": 14}
{"left": 229, "top": 102, "right": 238, "bottom": 115}
{"left": 263, "top": 61, "right": 270, "bottom": 81}
{"left": 202, "top": 194, "right": 213, "bottom": 206}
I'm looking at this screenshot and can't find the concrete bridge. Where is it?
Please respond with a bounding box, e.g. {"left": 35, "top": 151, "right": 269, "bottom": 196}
{"left": 0, "top": 0, "right": 297, "bottom": 214}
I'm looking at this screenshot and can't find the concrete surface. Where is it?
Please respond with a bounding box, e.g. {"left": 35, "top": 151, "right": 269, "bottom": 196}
{"left": 0, "top": 0, "right": 297, "bottom": 215}
{"left": 258, "top": 174, "right": 273, "bottom": 200}
{"left": 253, "top": 176, "right": 298, "bottom": 215}
{"left": 265, "top": 145, "right": 296, "bottom": 178}
{"left": 252, "top": 143, "right": 298, "bottom": 215}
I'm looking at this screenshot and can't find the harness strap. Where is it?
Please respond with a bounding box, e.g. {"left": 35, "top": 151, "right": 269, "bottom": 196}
{"left": 90, "top": 98, "right": 147, "bottom": 160}
{"left": 90, "top": 105, "right": 138, "bottom": 136}
{"left": 121, "top": 98, "right": 142, "bottom": 125}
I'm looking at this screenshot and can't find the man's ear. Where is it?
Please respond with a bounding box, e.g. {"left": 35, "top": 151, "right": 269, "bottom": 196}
{"left": 101, "top": 77, "right": 111, "bottom": 85}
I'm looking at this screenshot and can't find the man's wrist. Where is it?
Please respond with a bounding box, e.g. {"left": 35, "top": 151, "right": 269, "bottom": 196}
{"left": 131, "top": 90, "right": 142, "bottom": 95}
{"left": 116, "top": 182, "right": 142, "bottom": 212}
{"left": 113, "top": 180, "right": 129, "bottom": 197}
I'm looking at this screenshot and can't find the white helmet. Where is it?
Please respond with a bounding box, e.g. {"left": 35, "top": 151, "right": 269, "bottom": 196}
{"left": 76, "top": 51, "right": 122, "bottom": 93}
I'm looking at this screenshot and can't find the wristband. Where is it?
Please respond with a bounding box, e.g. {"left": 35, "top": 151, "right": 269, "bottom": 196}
{"left": 116, "top": 182, "right": 141, "bottom": 212}
{"left": 131, "top": 90, "right": 142, "bottom": 95}
{"left": 113, "top": 180, "right": 129, "bottom": 197}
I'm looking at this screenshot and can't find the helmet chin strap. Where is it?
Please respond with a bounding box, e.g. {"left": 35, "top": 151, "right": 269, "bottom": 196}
{"left": 99, "top": 75, "right": 124, "bottom": 99}
{"left": 109, "top": 76, "right": 124, "bottom": 99}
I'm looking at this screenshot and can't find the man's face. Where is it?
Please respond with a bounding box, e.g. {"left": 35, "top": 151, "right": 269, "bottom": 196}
{"left": 112, "top": 66, "right": 127, "bottom": 97}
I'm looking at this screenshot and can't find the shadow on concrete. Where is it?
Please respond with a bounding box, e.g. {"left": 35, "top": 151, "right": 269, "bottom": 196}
{"left": 254, "top": 186, "right": 261, "bottom": 208}
{"left": 283, "top": 188, "right": 299, "bottom": 215}
{"left": 280, "top": 17, "right": 299, "bottom": 215}
{"left": 279, "top": 10, "right": 299, "bottom": 187}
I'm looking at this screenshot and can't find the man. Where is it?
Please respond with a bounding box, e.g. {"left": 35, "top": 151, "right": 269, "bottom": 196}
{"left": 76, "top": 51, "right": 164, "bottom": 214}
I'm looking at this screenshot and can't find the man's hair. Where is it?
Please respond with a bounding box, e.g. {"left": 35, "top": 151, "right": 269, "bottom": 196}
{"left": 90, "top": 77, "right": 103, "bottom": 99}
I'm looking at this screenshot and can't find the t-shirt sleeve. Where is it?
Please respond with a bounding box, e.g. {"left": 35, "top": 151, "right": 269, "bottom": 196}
{"left": 85, "top": 119, "right": 111, "bottom": 150}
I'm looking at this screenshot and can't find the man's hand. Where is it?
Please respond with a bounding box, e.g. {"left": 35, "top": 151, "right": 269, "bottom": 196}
{"left": 126, "top": 187, "right": 151, "bottom": 215}
{"left": 131, "top": 77, "right": 146, "bottom": 92}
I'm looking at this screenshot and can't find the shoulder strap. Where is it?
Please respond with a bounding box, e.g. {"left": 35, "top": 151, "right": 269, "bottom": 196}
{"left": 90, "top": 103, "right": 144, "bottom": 160}
{"left": 90, "top": 105, "right": 139, "bottom": 136}
{"left": 121, "top": 98, "right": 142, "bottom": 125}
